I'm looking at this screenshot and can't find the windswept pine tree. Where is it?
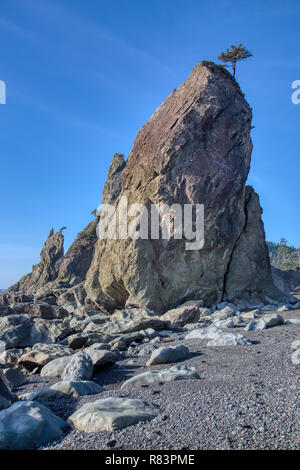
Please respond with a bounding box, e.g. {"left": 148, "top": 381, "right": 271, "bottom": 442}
{"left": 218, "top": 44, "right": 252, "bottom": 77}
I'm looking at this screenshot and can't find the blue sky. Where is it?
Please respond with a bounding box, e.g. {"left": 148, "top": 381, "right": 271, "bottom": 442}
{"left": 0, "top": 0, "right": 299, "bottom": 288}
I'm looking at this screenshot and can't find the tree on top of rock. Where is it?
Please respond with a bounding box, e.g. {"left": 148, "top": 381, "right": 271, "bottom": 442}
{"left": 218, "top": 44, "right": 252, "bottom": 77}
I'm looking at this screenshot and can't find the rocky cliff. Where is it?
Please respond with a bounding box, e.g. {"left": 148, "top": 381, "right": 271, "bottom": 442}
{"left": 85, "top": 61, "right": 286, "bottom": 312}
{"left": 271, "top": 266, "right": 300, "bottom": 294}
{"left": 8, "top": 219, "right": 98, "bottom": 296}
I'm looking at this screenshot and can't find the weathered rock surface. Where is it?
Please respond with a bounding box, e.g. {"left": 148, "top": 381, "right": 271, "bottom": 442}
{"left": 29, "top": 381, "right": 103, "bottom": 401}
{"left": 146, "top": 344, "right": 190, "bottom": 366}
{"left": 121, "top": 365, "right": 200, "bottom": 389}
{"left": 67, "top": 397, "right": 159, "bottom": 432}
{"left": 40, "top": 355, "right": 73, "bottom": 378}
{"left": 271, "top": 266, "right": 300, "bottom": 294}
{"left": 61, "top": 352, "right": 93, "bottom": 381}
{"left": 18, "top": 343, "right": 73, "bottom": 369}
{"left": 8, "top": 232, "right": 64, "bottom": 295}
{"left": 0, "top": 348, "right": 29, "bottom": 366}
{"left": 245, "top": 313, "right": 284, "bottom": 331}
{"left": 207, "top": 331, "right": 251, "bottom": 346}
{"left": 86, "top": 349, "right": 117, "bottom": 369}
{"left": 3, "top": 367, "right": 27, "bottom": 388}
{"left": 185, "top": 325, "right": 251, "bottom": 346}
{"left": 160, "top": 301, "right": 205, "bottom": 326}
{"left": 0, "top": 315, "right": 71, "bottom": 349}
{"left": 0, "top": 370, "right": 15, "bottom": 409}
{"left": 0, "top": 401, "right": 67, "bottom": 449}
{"left": 86, "top": 61, "right": 287, "bottom": 313}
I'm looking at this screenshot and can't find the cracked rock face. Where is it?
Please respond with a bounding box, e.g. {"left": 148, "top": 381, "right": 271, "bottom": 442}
{"left": 86, "top": 61, "right": 285, "bottom": 312}
{"left": 8, "top": 232, "right": 64, "bottom": 295}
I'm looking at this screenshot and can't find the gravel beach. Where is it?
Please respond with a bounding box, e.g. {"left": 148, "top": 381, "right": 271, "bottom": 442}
{"left": 14, "top": 308, "right": 299, "bottom": 451}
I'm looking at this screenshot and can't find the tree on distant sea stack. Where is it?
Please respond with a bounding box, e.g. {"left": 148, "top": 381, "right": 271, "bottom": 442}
{"left": 59, "top": 226, "right": 67, "bottom": 234}
{"left": 218, "top": 44, "right": 252, "bottom": 77}
{"left": 49, "top": 227, "right": 54, "bottom": 236}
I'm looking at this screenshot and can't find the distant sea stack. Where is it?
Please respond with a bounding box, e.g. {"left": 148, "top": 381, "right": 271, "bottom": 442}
{"left": 85, "top": 61, "right": 286, "bottom": 312}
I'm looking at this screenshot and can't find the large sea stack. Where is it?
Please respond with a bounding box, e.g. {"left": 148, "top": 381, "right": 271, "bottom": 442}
{"left": 85, "top": 61, "right": 285, "bottom": 313}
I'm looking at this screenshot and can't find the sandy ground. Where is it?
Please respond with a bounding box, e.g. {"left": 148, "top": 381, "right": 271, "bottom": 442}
{"left": 15, "top": 308, "right": 300, "bottom": 450}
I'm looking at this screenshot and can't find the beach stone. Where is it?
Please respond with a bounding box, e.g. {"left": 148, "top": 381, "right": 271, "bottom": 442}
{"left": 284, "top": 318, "right": 300, "bottom": 325}
{"left": 67, "top": 397, "right": 159, "bottom": 432}
{"left": 146, "top": 344, "right": 190, "bottom": 366}
{"left": 245, "top": 313, "right": 284, "bottom": 331}
{"left": 3, "top": 367, "right": 27, "bottom": 388}
{"left": 86, "top": 349, "right": 117, "bottom": 369}
{"left": 61, "top": 351, "right": 93, "bottom": 381}
{"left": 0, "top": 401, "right": 67, "bottom": 449}
{"left": 40, "top": 355, "right": 73, "bottom": 378}
{"left": 18, "top": 343, "right": 73, "bottom": 369}
{"left": 121, "top": 365, "right": 200, "bottom": 389}
{"left": 29, "top": 381, "right": 103, "bottom": 401}
{"left": 160, "top": 301, "right": 203, "bottom": 327}
{"left": 207, "top": 331, "right": 251, "bottom": 346}
{"left": 0, "top": 370, "right": 14, "bottom": 409}
{"left": 0, "top": 348, "right": 29, "bottom": 366}
{"left": 211, "top": 318, "right": 235, "bottom": 328}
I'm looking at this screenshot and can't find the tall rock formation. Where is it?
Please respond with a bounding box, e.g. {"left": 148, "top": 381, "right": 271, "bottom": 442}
{"left": 8, "top": 231, "right": 64, "bottom": 294}
{"left": 85, "top": 61, "right": 286, "bottom": 312}
{"left": 8, "top": 219, "right": 98, "bottom": 296}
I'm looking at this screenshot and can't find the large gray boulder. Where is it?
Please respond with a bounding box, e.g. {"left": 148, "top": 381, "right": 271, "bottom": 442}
{"left": 61, "top": 351, "right": 93, "bottom": 381}
{"left": 40, "top": 355, "right": 73, "bottom": 378}
{"left": 85, "top": 61, "right": 287, "bottom": 313}
{"left": 245, "top": 313, "right": 284, "bottom": 331}
{"left": 18, "top": 343, "right": 73, "bottom": 369}
{"left": 0, "top": 370, "right": 15, "bottom": 410}
{"left": 0, "top": 314, "right": 71, "bottom": 349}
{"left": 67, "top": 397, "right": 159, "bottom": 432}
{"left": 121, "top": 365, "right": 200, "bottom": 389}
{"left": 146, "top": 344, "right": 190, "bottom": 366}
{"left": 29, "top": 381, "right": 103, "bottom": 401}
{"left": 86, "top": 349, "right": 117, "bottom": 369}
{"left": 0, "top": 401, "right": 67, "bottom": 449}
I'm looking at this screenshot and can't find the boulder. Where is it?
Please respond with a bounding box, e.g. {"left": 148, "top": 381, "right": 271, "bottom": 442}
{"left": 61, "top": 351, "right": 93, "bottom": 381}
{"left": 0, "top": 314, "right": 71, "bottom": 349}
{"left": 100, "top": 309, "right": 169, "bottom": 335}
{"left": 0, "top": 370, "right": 15, "bottom": 408}
{"left": 185, "top": 326, "right": 221, "bottom": 340}
{"left": 86, "top": 61, "right": 287, "bottom": 313}
{"left": 0, "top": 401, "right": 67, "bottom": 449}
{"left": 29, "top": 381, "right": 103, "bottom": 400}
{"left": 186, "top": 325, "right": 251, "bottom": 346}
{"left": 86, "top": 349, "right": 117, "bottom": 369}
{"left": 245, "top": 313, "right": 284, "bottom": 331}
{"left": 160, "top": 301, "right": 204, "bottom": 326}
{"left": 59, "top": 332, "right": 110, "bottom": 349}
{"left": 3, "top": 367, "right": 27, "bottom": 388}
{"left": 146, "top": 344, "right": 190, "bottom": 366}
{"left": 207, "top": 331, "right": 251, "bottom": 346}
{"left": 284, "top": 318, "right": 300, "bottom": 325}
{"left": 67, "top": 397, "right": 159, "bottom": 432}
{"left": 40, "top": 355, "right": 73, "bottom": 378}
{"left": 18, "top": 343, "right": 73, "bottom": 369}
{"left": 121, "top": 365, "right": 200, "bottom": 388}
{"left": 0, "top": 348, "right": 29, "bottom": 366}
{"left": 211, "top": 318, "right": 235, "bottom": 328}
